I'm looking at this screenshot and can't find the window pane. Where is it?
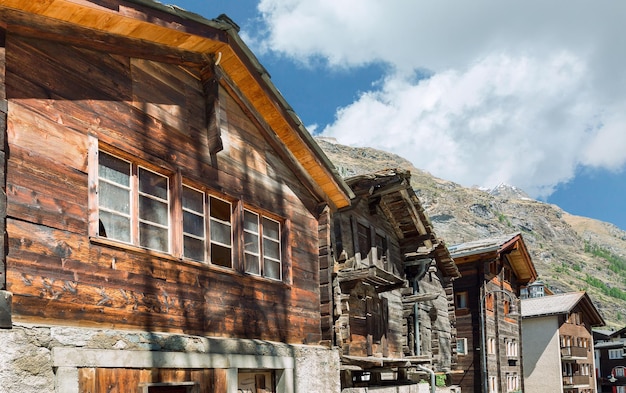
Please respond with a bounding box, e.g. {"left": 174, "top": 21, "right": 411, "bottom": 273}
{"left": 183, "top": 211, "right": 204, "bottom": 237}
{"left": 264, "top": 259, "right": 281, "bottom": 280}
{"left": 139, "top": 168, "right": 168, "bottom": 200}
{"left": 263, "top": 238, "right": 280, "bottom": 260}
{"left": 184, "top": 236, "right": 205, "bottom": 261}
{"left": 99, "top": 181, "right": 130, "bottom": 214}
{"left": 99, "top": 152, "right": 130, "bottom": 186}
{"left": 262, "top": 217, "right": 279, "bottom": 240}
{"left": 99, "top": 210, "right": 130, "bottom": 242}
{"left": 210, "top": 219, "right": 231, "bottom": 246}
{"left": 211, "top": 243, "right": 231, "bottom": 267}
{"left": 183, "top": 186, "right": 204, "bottom": 213}
{"left": 139, "top": 223, "right": 168, "bottom": 252}
{"left": 139, "top": 195, "right": 168, "bottom": 226}
{"left": 210, "top": 197, "right": 231, "bottom": 222}
{"left": 245, "top": 254, "right": 260, "bottom": 275}
{"left": 244, "top": 210, "right": 259, "bottom": 232}
{"left": 244, "top": 232, "right": 259, "bottom": 253}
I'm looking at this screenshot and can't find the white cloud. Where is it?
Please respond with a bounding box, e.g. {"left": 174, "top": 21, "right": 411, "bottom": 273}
{"left": 254, "top": 0, "right": 626, "bottom": 198}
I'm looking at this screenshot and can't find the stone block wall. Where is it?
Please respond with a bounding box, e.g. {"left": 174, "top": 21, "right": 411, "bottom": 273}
{"left": 0, "top": 323, "right": 341, "bottom": 393}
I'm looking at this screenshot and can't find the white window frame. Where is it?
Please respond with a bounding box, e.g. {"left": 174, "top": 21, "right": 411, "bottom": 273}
{"left": 489, "top": 376, "right": 498, "bottom": 393}
{"left": 457, "top": 338, "right": 468, "bottom": 355}
{"left": 97, "top": 149, "right": 171, "bottom": 253}
{"left": 488, "top": 337, "right": 496, "bottom": 355}
{"left": 610, "top": 349, "right": 624, "bottom": 360}
{"left": 244, "top": 209, "right": 282, "bottom": 280}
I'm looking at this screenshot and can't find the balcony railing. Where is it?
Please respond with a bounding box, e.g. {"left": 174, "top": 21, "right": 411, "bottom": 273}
{"left": 562, "top": 375, "right": 591, "bottom": 386}
{"left": 561, "top": 346, "right": 588, "bottom": 358}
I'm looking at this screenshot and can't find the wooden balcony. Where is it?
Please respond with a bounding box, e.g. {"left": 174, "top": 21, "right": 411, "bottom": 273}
{"left": 562, "top": 374, "right": 591, "bottom": 386}
{"left": 561, "top": 346, "right": 588, "bottom": 359}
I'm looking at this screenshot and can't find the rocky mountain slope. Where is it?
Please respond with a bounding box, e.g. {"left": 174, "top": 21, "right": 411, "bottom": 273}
{"left": 317, "top": 137, "right": 626, "bottom": 328}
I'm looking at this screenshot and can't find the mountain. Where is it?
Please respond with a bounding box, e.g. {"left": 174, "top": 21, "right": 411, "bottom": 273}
{"left": 317, "top": 137, "right": 626, "bottom": 328}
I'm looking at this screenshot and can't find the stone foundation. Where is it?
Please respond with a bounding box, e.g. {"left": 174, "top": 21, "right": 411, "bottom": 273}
{"left": 0, "top": 323, "right": 341, "bottom": 393}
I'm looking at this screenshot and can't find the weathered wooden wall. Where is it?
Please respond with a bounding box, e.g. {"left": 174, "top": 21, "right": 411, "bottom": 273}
{"left": 451, "top": 263, "right": 484, "bottom": 393}
{"left": 0, "top": 27, "right": 6, "bottom": 293}
{"left": 4, "top": 31, "right": 322, "bottom": 343}
{"left": 332, "top": 198, "right": 406, "bottom": 359}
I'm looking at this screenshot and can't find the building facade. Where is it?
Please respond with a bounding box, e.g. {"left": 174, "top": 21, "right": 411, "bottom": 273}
{"left": 320, "top": 169, "right": 461, "bottom": 391}
{"left": 522, "top": 289, "right": 605, "bottom": 393}
{"left": 593, "top": 327, "right": 626, "bottom": 393}
{"left": 0, "top": 1, "right": 354, "bottom": 392}
{"left": 449, "top": 233, "right": 538, "bottom": 393}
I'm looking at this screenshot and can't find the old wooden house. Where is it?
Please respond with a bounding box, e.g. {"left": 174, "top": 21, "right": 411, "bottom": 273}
{"left": 0, "top": 1, "right": 355, "bottom": 392}
{"left": 449, "top": 233, "right": 538, "bottom": 393}
{"left": 319, "top": 168, "right": 461, "bottom": 390}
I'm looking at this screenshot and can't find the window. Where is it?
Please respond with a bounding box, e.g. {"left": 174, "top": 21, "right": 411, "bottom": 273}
{"left": 617, "top": 386, "right": 626, "bottom": 393}
{"left": 503, "top": 299, "right": 510, "bottom": 315}
{"left": 375, "top": 233, "right": 387, "bottom": 265}
{"left": 208, "top": 196, "right": 233, "bottom": 268}
{"left": 488, "top": 376, "right": 498, "bottom": 393}
{"left": 488, "top": 337, "right": 496, "bottom": 355}
{"left": 182, "top": 185, "right": 205, "bottom": 261}
{"left": 244, "top": 210, "right": 281, "bottom": 280}
{"left": 456, "top": 338, "right": 468, "bottom": 355}
{"left": 615, "top": 366, "right": 626, "bottom": 377}
{"left": 98, "top": 151, "right": 170, "bottom": 252}
{"left": 610, "top": 349, "right": 624, "bottom": 359}
{"left": 506, "top": 373, "right": 519, "bottom": 392}
{"left": 486, "top": 293, "right": 494, "bottom": 311}
{"left": 94, "top": 147, "right": 284, "bottom": 281}
{"left": 506, "top": 339, "right": 518, "bottom": 357}
{"left": 455, "top": 292, "right": 468, "bottom": 309}
{"left": 357, "top": 222, "right": 371, "bottom": 260}
{"left": 181, "top": 187, "right": 233, "bottom": 267}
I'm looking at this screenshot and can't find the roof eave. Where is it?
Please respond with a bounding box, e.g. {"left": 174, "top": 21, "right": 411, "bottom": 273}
{"left": 0, "top": 0, "right": 353, "bottom": 209}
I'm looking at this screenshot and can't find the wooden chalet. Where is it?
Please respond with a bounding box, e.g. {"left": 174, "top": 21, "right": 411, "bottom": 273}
{"left": 449, "top": 232, "right": 538, "bottom": 393}
{"left": 0, "top": 1, "right": 354, "bottom": 392}
{"left": 318, "top": 168, "right": 461, "bottom": 390}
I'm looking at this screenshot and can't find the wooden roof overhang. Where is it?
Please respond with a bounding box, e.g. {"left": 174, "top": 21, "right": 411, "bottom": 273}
{"left": 577, "top": 292, "right": 605, "bottom": 327}
{"left": 0, "top": 0, "right": 354, "bottom": 210}
{"left": 346, "top": 169, "right": 460, "bottom": 279}
{"left": 451, "top": 233, "right": 537, "bottom": 284}
{"left": 337, "top": 265, "right": 406, "bottom": 293}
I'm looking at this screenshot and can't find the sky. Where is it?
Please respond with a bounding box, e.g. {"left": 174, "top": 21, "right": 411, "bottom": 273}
{"left": 170, "top": 0, "right": 626, "bottom": 230}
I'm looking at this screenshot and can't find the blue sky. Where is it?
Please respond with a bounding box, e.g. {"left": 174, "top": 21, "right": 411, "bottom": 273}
{"left": 171, "top": 0, "right": 626, "bottom": 230}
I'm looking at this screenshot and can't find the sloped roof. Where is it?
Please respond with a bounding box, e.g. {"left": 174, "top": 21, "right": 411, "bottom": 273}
{"left": 345, "top": 169, "right": 460, "bottom": 279}
{"left": 449, "top": 233, "right": 537, "bottom": 284}
{"left": 521, "top": 291, "right": 605, "bottom": 327}
{"left": 0, "top": 0, "right": 353, "bottom": 209}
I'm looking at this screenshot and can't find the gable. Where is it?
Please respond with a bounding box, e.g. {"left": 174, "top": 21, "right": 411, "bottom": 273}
{"left": 0, "top": 0, "right": 352, "bottom": 209}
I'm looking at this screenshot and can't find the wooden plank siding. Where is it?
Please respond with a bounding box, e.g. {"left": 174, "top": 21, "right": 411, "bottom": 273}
{"left": 3, "top": 30, "right": 324, "bottom": 344}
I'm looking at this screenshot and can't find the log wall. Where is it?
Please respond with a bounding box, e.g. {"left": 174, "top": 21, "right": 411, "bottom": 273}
{"left": 3, "top": 32, "right": 322, "bottom": 344}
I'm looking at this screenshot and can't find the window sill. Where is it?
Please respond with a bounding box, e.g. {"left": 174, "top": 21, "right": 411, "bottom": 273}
{"left": 89, "top": 236, "right": 291, "bottom": 287}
